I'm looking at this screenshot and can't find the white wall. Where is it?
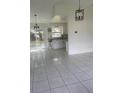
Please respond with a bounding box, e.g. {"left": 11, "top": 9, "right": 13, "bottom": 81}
{"left": 67, "top": 4, "right": 93, "bottom": 55}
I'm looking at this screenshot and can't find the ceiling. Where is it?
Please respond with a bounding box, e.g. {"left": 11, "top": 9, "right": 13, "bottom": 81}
{"left": 30, "top": 0, "right": 92, "bottom": 23}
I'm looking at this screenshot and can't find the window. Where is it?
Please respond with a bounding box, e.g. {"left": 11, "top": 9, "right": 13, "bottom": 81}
{"left": 52, "top": 26, "right": 63, "bottom": 38}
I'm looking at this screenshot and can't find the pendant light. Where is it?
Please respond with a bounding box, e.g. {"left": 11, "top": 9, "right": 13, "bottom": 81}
{"left": 34, "top": 14, "right": 40, "bottom": 31}
{"left": 75, "top": 0, "right": 84, "bottom": 21}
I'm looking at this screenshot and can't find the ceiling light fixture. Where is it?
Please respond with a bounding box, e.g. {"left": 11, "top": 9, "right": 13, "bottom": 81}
{"left": 75, "top": 0, "right": 84, "bottom": 21}
{"left": 34, "top": 14, "right": 40, "bottom": 31}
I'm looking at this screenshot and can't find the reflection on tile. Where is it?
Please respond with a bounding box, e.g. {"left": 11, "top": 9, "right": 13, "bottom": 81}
{"left": 30, "top": 43, "right": 93, "bottom": 93}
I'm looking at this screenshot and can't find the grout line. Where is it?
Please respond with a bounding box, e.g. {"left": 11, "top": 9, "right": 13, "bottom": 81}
{"left": 68, "top": 57, "right": 91, "bottom": 75}
{"left": 64, "top": 54, "right": 93, "bottom": 79}
{"left": 61, "top": 57, "right": 92, "bottom": 93}
{"left": 52, "top": 50, "right": 72, "bottom": 93}
{"left": 83, "top": 78, "right": 93, "bottom": 81}
{"left": 31, "top": 54, "right": 36, "bottom": 93}
{"left": 45, "top": 49, "right": 70, "bottom": 93}
{"left": 43, "top": 50, "right": 52, "bottom": 93}
{"left": 31, "top": 48, "right": 93, "bottom": 93}
{"left": 51, "top": 49, "right": 92, "bottom": 93}
{"left": 31, "top": 51, "right": 51, "bottom": 93}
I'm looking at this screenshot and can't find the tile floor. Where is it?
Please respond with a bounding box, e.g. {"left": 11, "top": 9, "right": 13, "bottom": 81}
{"left": 30, "top": 44, "right": 93, "bottom": 93}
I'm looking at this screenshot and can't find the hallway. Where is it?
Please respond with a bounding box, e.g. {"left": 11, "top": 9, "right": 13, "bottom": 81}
{"left": 30, "top": 45, "right": 93, "bottom": 93}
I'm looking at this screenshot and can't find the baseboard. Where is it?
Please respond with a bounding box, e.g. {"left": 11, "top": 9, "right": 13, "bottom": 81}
{"left": 68, "top": 49, "right": 93, "bottom": 55}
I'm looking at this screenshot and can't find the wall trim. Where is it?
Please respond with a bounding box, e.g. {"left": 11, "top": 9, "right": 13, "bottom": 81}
{"left": 68, "top": 49, "right": 93, "bottom": 55}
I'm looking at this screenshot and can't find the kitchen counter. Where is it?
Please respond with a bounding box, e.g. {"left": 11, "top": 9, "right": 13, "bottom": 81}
{"left": 51, "top": 39, "right": 66, "bottom": 49}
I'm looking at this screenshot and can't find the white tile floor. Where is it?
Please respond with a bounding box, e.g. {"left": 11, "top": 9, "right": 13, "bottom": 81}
{"left": 30, "top": 45, "right": 93, "bottom": 93}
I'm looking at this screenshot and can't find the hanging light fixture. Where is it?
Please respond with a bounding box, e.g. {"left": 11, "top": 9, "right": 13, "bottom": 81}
{"left": 75, "top": 0, "right": 84, "bottom": 21}
{"left": 33, "top": 14, "right": 40, "bottom": 31}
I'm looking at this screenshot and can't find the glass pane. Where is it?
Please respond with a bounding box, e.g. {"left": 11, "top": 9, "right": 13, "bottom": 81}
{"left": 52, "top": 27, "right": 61, "bottom": 32}
{"left": 52, "top": 33, "right": 61, "bottom": 38}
